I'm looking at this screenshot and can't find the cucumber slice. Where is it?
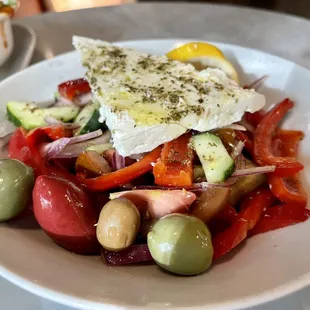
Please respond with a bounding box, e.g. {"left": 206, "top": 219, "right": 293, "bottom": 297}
{"left": 192, "top": 133, "right": 235, "bottom": 183}
{"left": 7, "top": 101, "right": 80, "bottom": 130}
{"left": 74, "top": 101, "right": 102, "bottom": 135}
{"left": 86, "top": 143, "right": 113, "bottom": 154}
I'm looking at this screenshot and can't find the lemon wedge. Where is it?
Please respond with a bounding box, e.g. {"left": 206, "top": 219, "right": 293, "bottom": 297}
{"left": 166, "top": 42, "right": 239, "bottom": 84}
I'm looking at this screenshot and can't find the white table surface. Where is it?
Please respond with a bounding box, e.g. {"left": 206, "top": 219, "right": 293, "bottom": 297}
{"left": 3, "top": 3, "right": 310, "bottom": 309}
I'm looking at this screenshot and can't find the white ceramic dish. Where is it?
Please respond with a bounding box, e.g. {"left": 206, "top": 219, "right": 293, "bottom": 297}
{"left": 0, "top": 39, "right": 309, "bottom": 310}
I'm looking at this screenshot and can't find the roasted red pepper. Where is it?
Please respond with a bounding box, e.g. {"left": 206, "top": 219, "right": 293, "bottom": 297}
{"left": 249, "top": 204, "right": 310, "bottom": 236}
{"left": 212, "top": 218, "right": 248, "bottom": 260}
{"left": 244, "top": 110, "right": 264, "bottom": 128}
{"left": 58, "top": 78, "right": 91, "bottom": 100}
{"left": 213, "top": 189, "right": 275, "bottom": 259}
{"left": 42, "top": 125, "right": 74, "bottom": 141}
{"left": 273, "top": 130, "right": 304, "bottom": 158}
{"left": 238, "top": 188, "right": 276, "bottom": 230}
{"left": 153, "top": 134, "right": 193, "bottom": 187}
{"left": 78, "top": 147, "right": 162, "bottom": 191}
{"left": 268, "top": 129, "right": 307, "bottom": 206}
{"left": 253, "top": 98, "right": 304, "bottom": 177}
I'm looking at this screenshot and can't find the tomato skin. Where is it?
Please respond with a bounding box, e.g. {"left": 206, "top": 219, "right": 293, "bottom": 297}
{"left": 253, "top": 99, "right": 304, "bottom": 177}
{"left": 58, "top": 78, "right": 91, "bottom": 100}
{"left": 33, "top": 176, "right": 100, "bottom": 254}
{"left": 8, "top": 128, "right": 33, "bottom": 166}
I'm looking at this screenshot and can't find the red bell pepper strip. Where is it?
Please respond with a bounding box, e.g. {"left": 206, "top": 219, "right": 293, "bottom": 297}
{"left": 212, "top": 218, "right": 248, "bottom": 260}
{"left": 238, "top": 188, "right": 276, "bottom": 230}
{"left": 249, "top": 204, "right": 310, "bottom": 236}
{"left": 268, "top": 130, "right": 307, "bottom": 207}
{"left": 215, "top": 204, "right": 238, "bottom": 223}
{"left": 253, "top": 98, "right": 304, "bottom": 177}
{"left": 235, "top": 130, "right": 253, "bottom": 155}
{"left": 244, "top": 110, "right": 265, "bottom": 128}
{"left": 78, "top": 147, "right": 162, "bottom": 191}
{"left": 58, "top": 78, "right": 91, "bottom": 101}
{"left": 213, "top": 189, "right": 275, "bottom": 259}
{"left": 268, "top": 174, "right": 307, "bottom": 207}
{"left": 42, "top": 125, "right": 74, "bottom": 141}
{"left": 208, "top": 205, "right": 238, "bottom": 236}
{"left": 153, "top": 134, "right": 193, "bottom": 187}
{"left": 273, "top": 130, "right": 304, "bottom": 158}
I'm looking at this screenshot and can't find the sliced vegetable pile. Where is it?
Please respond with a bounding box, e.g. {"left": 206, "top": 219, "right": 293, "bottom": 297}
{"left": 0, "top": 42, "right": 308, "bottom": 277}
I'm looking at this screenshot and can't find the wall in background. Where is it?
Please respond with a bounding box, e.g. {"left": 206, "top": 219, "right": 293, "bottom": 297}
{"left": 13, "top": 0, "right": 310, "bottom": 19}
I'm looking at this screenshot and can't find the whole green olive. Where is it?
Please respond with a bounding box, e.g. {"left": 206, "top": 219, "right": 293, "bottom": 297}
{"left": 147, "top": 214, "right": 213, "bottom": 276}
{"left": 0, "top": 159, "right": 34, "bottom": 221}
{"left": 96, "top": 198, "right": 141, "bottom": 252}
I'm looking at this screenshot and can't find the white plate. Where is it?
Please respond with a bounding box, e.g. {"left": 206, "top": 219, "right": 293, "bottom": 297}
{"left": 0, "top": 39, "right": 309, "bottom": 310}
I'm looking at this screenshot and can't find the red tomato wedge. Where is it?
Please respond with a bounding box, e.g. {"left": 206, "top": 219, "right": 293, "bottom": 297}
{"left": 249, "top": 204, "right": 310, "bottom": 236}
{"left": 8, "top": 128, "right": 33, "bottom": 167}
{"left": 9, "top": 127, "right": 77, "bottom": 182}
{"left": 153, "top": 134, "right": 193, "bottom": 187}
{"left": 78, "top": 147, "right": 162, "bottom": 191}
{"left": 58, "top": 78, "right": 91, "bottom": 100}
{"left": 253, "top": 98, "right": 304, "bottom": 177}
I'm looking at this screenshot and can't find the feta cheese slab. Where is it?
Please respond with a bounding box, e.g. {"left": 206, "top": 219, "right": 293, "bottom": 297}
{"left": 73, "top": 36, "right": 265, "bottom": 156}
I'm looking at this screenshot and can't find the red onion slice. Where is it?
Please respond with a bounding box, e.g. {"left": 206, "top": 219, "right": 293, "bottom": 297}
{"left": 231, "top": 141, "right": 244, "bottom": 160}
{"left": 238, "top": 119, "right": 255, "bottom": 133}
{"left": 101, "top": 244, "right": 153, "bottom": 266}
{"left": 246, "top": 75, "right": 268, "bottom": 91}
{"left": 66, "top": 129, "right": 102, "bottom": 145}
{"left": 44, "top": 116, "right": 80, "bottom": 130}
{"left": 232, "top": 165, "right": 276, "bottom": 177}
{"left": 54, "top": 131, "right": 111, "bottom": 158}
{"left": 41, "top": 138, "right": 71, "bottom": 161}
{"left": 74, "top": 93, "right": 93, "bottom": 107}
{"left": 42, "top": 129, "right": 107, "bottom": 160}
{"left": 221, "top": 124, "right": 247, "bottom": 131}
{"left": 132, "top": 178, "right": 237, "bottom": 191}
{"left": 53, "top": 96, "right": 75, "bottom": 107}
{"left": 113, "top": 151, "right": 126, "bottom": 170}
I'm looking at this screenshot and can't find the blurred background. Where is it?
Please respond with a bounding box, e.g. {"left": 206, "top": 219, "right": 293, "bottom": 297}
{"left": 11, "top": 0, "right": 310, "bottom": 19}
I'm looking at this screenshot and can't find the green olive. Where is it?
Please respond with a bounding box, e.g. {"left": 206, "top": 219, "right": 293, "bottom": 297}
{"left": 147, "top": 214, "right": 213, "bottom": 276}
{"left": 0, "top": 159, "right": 34, "bottom": 221}
{"left": 96, "top": 198, "right": 141, "bottom": 252}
